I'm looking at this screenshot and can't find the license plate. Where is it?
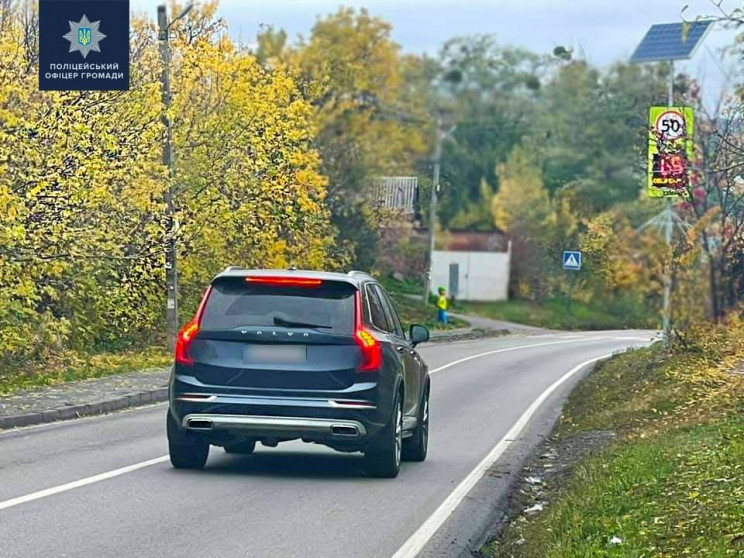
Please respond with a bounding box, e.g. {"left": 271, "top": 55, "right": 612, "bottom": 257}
{"left": 243, "top": 345, "right": 307, "bottom": 364}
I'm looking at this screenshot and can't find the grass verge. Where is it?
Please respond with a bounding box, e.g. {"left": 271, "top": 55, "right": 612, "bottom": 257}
{"left": 483, "top": 320, "right": 744, "bottom": 557}
{"left": 0, "top": 347, "right": 172, "bottom": 396}
{"left": 458, "top": 296, "right": 656, "bottom": 331}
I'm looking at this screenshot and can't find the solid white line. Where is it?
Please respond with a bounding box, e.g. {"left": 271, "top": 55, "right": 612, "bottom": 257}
{"left": 0, "top": 456, "right": 169, "bottom": 512}
{"left": 391, "top": 353, "right": 616, "bottom": 558}
{"left": 428, "top": 337, "right": 606, "bottom": 374}
{"left": 0, "top": 337, "right": 620, "bottom": 513}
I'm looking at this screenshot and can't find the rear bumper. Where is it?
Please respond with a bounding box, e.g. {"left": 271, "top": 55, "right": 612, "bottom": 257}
{"left": 182, "top": 413, "right": 367, "bottom": 439}
{"left": 168, "top": 371, "right": 397, "bottom": 445}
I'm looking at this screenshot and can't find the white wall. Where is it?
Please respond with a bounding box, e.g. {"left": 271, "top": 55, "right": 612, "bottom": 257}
{"left": 430, "top": 246, "right": 511, "bottom": 301}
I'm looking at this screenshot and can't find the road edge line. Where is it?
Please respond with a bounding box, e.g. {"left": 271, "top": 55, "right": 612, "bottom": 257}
{"left": 428, "top": 337, "right": 604, "bottom": 375}
{"left": 391, "top": 352, "right": 616, "bottom": 558}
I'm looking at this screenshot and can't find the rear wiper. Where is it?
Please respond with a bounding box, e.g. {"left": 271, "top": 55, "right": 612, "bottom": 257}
{"left": 273, "top": 317, "right": 332, "bottom": 329}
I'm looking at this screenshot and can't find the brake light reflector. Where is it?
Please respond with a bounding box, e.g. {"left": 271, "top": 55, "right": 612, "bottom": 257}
{"left": 175, "top": 286, "right": 212, "bottom": 366}
{"left": 354, "top": 290, "right": 381, "bottom": 372}
{"left": 245, "top": 276, "right": 322, "bottom": 287}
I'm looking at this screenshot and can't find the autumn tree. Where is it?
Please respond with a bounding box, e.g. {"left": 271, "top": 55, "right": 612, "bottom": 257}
{"left": 289, "top": 8, "right": 427, "bottom": 269}
{"left": 0, "top": 2, "right": 339, "bottom": 369}
{"left": 434, "top": 36, "right": 547, "bottom": 230}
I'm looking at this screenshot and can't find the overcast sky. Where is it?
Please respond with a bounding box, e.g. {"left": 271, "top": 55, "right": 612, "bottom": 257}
{"left": 133, "top": 0, "right": 741, "bottom": 107}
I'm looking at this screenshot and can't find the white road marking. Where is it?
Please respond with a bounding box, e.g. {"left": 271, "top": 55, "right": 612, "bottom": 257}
{"left": 0, "top": 335, "right": 634, "bottom": 513}
{"left": 0, "top": 456, "right": 170, "bottom": 512}
{"left": 428, "top": 337, "right": 607, "bottom": 374}
{"left": 391, "top": 353, "right": 617, "bottom": 558}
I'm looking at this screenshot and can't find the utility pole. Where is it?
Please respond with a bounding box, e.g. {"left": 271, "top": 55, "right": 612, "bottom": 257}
{"left": 422, "top": 112, "right": 443, "bottom": 304}
{"left": 158, "top": 3, "right": 192, "bottom": 350}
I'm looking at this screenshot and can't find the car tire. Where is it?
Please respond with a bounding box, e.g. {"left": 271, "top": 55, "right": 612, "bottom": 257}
{"left": 223, "top": 440, "right": 256, "bottom": 455}
{"left": 364, "top": 391, "right": 403, "bottom": 478}
{"left": 167, "top": 412, "right": 209, "bottom": 470}
{"left": 402, "top": 384, "right": 429, "bottom": 462}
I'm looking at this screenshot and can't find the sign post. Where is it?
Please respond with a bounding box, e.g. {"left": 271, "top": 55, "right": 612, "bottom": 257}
{"left": 631, "top": 22, "right": 709, "bottom": 348}
{"left": 562, "top": 251, "right": 582, "bottom": 315}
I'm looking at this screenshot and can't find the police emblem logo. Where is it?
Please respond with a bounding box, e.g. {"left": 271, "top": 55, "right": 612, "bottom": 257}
{"left": 63, "top": 15, "right": 106, "bottom": 59}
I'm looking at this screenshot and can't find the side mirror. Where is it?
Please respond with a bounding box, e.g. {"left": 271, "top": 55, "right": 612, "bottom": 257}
{"left": 409, "top": 324, "right": 430, "bottom": 347}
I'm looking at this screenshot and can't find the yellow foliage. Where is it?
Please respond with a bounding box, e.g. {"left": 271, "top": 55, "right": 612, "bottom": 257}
{"left": 0, "top": 3, "right": 339, "bottom": 365}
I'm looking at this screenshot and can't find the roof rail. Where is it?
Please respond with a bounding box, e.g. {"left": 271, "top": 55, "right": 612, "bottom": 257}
{"left": 348, "top": 270, "right": 374, "bottom": 279}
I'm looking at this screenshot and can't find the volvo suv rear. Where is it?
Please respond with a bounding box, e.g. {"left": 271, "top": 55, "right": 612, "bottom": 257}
{"left": 167, "top": 268, "right": 430, "bottom": 478}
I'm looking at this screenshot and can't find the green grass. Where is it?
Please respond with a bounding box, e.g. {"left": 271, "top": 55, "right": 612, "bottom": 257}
{"left": 378, "top": 275, "right": 423, "bottom": 296}
{"left": 0, "top": 347, "right": 172, "bottom": 396}
{"left": 457, "top": 296, "right": 656, "bottom": 331}
{"left": 488, "top": 419, "right": 744, "bottom": 557}
{"left": 484, "top": 343, "right": 744, "bottom": 558}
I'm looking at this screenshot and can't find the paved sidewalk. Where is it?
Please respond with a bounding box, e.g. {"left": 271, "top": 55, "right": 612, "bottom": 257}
{"left": 0, "top": 368, "right": 169, "bottom": 429}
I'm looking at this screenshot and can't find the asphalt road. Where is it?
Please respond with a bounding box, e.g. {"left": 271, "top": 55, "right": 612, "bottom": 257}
{"left": 0, "top": 331, "right": 655, "bottom": 558}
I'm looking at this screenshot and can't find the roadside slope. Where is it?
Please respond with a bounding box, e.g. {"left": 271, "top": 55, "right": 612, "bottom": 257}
{"left": 483, "top": 321, "right": 744, "bottom": 557}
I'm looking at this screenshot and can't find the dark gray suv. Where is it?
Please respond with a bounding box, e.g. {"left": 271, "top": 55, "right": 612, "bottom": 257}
{"left": 167, "top": 268, "right": 430, "bottom": 478}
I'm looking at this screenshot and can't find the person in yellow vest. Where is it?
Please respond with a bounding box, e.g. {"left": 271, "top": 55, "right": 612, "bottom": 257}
{"left": 436, "top": 286, "right": 448, "bottom": 325}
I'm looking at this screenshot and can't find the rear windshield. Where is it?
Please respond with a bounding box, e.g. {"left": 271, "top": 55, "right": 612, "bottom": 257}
{"left": 201, "top": 278, "right": 356, "bottom": 334}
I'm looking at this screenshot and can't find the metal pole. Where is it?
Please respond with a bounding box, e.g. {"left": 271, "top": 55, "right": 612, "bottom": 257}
{"left": 158, "top": 5, "right": 179, "bottom": 350}
{"left": 661, "top": 60, "right": 674, "bottom": 348}
{"left": 567, "top": 271, "right": 574, "bottom": 316}
{"left": 423, "top": 112, "right": 443, "bottom": 304}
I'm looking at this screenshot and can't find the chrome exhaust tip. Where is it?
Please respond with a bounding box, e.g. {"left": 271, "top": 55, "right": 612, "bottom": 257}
{"left": 331, "top": 425, "right": 359, "bottom": 437}
{"left": 187, "top": 418, "right": 213, "bottom": 431}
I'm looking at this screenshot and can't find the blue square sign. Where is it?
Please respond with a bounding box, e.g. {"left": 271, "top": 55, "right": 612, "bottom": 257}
{"left": 39, "top": 0, "right": 130, "bottom": 91}
{"left": 562, "top": 251, "right": 582, "bottom": 271}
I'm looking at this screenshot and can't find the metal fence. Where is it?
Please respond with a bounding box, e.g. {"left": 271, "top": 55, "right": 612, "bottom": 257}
{"left": 372, "top": 177, "right": 418, "bottom": 213}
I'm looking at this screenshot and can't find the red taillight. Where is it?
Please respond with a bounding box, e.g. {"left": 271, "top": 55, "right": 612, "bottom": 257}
{"left": 355, "top": 328, "right": 382, "bottom": 372}
{"left": 245, "top": 276, "right": 322, "bottom": 287}
{"left": 354, "top": 291, "right": 382, "bottom": 372}
{"left": 175, "top": 286, "right": 212, "bottom": 366}
{"left": 175, "top": 320, "right": 199, "bottom": 365}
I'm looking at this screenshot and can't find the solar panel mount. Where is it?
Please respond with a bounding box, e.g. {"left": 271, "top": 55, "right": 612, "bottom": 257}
{"left": 630, "top": 21, "right": 713, "bottom": 63}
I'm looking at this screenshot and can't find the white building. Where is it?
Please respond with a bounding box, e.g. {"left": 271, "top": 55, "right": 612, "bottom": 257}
{"left": 430, "top": 241, "right": 511, "bottom": 302}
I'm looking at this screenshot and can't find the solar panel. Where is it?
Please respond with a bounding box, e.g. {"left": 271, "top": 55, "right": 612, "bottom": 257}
{"left": 630, "top": 21, "right": 712, "bottom": 63}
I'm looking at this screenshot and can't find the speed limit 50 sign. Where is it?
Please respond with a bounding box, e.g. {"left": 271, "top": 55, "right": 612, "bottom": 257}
{"left": 647, "top": 107, "right": 694, "bottom": 198}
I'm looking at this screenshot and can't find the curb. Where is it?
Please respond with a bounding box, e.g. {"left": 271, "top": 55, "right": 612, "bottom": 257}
{"left": 0, "top": 387, "right": 169, "bottom": 432}
{"left": 430, "top": 328, "right": 511, "bottom": 343}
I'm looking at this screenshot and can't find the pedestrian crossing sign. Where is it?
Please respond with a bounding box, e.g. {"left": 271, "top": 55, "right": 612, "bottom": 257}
{"left": 562, "top": 251, "right": 582, "bottom": 271}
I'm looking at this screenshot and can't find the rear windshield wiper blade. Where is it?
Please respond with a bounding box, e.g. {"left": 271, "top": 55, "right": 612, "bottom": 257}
{"left": 273, "top": 317, "right": 332, "bottom": 329}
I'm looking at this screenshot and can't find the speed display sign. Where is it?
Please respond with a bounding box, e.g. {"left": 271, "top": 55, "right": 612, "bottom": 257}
{"left": 647, "top": 107, "right": 694, "bottom": 198}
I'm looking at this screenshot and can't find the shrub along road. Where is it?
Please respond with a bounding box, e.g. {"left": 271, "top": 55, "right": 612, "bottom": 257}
{"left": 0, "top": 332, "right": 653, "bottom": 558}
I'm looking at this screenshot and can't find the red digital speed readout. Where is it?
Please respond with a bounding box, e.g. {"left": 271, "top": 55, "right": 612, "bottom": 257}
{"left": 658, "top": 154, "right": 686, "bottom": 177}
